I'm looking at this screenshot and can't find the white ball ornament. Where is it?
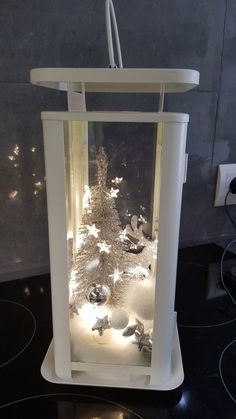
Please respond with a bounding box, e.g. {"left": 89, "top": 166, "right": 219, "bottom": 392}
{"left": 110, "top": 308, "right": 129, "bottom": 330}
{"left": 128, "top": 280, "right": 155, "bottom": 320}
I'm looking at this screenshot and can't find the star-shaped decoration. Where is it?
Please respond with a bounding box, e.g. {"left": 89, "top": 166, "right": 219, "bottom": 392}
{"left": 123, "top": 323, "right": 139, "bottom": 337}
{"left": 134, "top": 332, "right": 153, "bottom": 352}
{"left": 109, "top": 267, "right": 123, "bottom": 285}
{"left": 110, "top": 187, "right": 119, "bottom": 198}
{"left": 86, "top": 224, "right": 100, "bottom": 238}
{"left": 92, "top": 315, "right": 111, "bottom": 336}
{"left": 123, "top": 318, "right": 144, "bottom": 337}
{"left": 111, "top": 177, "right": 123, "bottom": 185}
{"left": 124, "top": 319, "right": 152, "bottom": 352}
{"left": 97, "top": 241, "right": 111, "bottom": 254}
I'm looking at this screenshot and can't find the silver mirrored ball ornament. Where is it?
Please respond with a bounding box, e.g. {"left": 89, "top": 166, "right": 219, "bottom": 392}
{"left": 86, "top": 283, "right": 110, "bottom": 306}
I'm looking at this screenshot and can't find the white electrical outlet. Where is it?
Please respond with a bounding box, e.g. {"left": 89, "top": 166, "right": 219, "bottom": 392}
{"left": 215, "top": 164, "right": 236, "bottom": 206}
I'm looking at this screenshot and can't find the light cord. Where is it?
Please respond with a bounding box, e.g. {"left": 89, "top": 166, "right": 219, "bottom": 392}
{"left": 220, "top": 238, "right": 236, "bottom": 306}
{"left": 224, "top": 190, "right": 236, "bottom": 231}
{"left": 219, "top": 340, "right": 236, "bottom": 405}
{"left": 0, "top": 299, "right": 36, "bottom": 368}
{"left": 105, "top": 0, "right": 123, "bottom": 68}
{"left": 218, "top": 202, "right": 236, "bottom": 403}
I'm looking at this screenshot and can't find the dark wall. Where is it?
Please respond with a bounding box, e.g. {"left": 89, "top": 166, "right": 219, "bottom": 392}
{"left": 0, "top": 0, "right": 235, "bottom": 280}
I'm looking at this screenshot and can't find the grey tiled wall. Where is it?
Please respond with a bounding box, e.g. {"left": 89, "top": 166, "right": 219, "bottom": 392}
{"left": 0, "top": 0, "right": 235, "bottom": 280}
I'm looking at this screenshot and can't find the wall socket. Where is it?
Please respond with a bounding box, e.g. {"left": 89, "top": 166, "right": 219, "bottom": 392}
{"left": 215, "top": 164, "right": 236, "bottom": 207}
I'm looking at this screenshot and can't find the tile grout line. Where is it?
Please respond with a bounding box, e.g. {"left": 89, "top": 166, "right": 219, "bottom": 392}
{"left": 210, "top": 0, "right": 228, "bottom": 175}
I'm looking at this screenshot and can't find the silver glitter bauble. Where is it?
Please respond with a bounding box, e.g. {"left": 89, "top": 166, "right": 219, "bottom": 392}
{"left": 86, "top": 283, "right": 110, "bottom": 306}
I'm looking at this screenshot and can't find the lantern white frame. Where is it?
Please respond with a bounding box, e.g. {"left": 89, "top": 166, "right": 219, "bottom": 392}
{"left": 31, "top": 68, "right": 199, "bottom": 391}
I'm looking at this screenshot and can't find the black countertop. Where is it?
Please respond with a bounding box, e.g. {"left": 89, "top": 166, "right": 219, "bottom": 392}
{"left": 0, "top": 243, "right": 236, "bottom": 418}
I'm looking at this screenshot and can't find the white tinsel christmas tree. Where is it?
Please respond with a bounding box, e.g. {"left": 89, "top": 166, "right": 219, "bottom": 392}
{"left": 74, "top": 147, "right": 131, "bottom": 309}
{"left": 69, "top": 146, "right": 158, "bottom": 357}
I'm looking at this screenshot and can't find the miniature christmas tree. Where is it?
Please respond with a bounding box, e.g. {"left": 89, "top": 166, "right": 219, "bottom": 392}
{"left": 74, "top": 147, "right": 130, "bottom": 309}
{"left": 69, "top": 147, "right": 157, "bottom": 354}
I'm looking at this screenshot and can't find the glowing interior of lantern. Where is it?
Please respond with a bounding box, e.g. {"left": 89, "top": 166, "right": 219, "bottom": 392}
{"left": 64, "top": 121, "right": 159, "bottom": 365}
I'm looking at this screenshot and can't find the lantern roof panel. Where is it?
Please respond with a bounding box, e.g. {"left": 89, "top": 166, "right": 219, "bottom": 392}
{"left": 30, "top": 68, "right": 199, "bottom": 93}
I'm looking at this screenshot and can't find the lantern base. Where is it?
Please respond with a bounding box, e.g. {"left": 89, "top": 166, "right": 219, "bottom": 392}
{"left": 41, "top": 322, "right": 183, "bottom": 391}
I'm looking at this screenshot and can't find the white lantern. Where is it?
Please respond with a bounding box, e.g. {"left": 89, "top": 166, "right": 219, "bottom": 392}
{"left": 30, "top": 67, "right": 199, "bottom": 391}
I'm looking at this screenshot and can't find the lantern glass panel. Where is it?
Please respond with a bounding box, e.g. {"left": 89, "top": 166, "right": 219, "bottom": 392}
{"left": 64, "top": 120, "right": 161, "bottom": 367}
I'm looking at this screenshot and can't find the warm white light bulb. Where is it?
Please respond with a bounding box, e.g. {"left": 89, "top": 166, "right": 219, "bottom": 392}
{"left": 111, "top": 176, "right": 123, "bottom": 185}
{"left": 9, "top": 190, "right": 18, "bottom": 199}
{"left": 34, "top": 181, "right": 42, "bottom": 188}
{"left": 8, "top": 155, "right": 15, "bottom": 161}
{"left": 76, "top": 232, "right": 85, "bottom": 249}
{"left": 13, "top": 145, "right": 20, "bottom": 156}
{"left": 128, "top": 265, "right": 149, "bottom": 278}
{"left": 86, "top": 257, "right": 100, "bottom": 271}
